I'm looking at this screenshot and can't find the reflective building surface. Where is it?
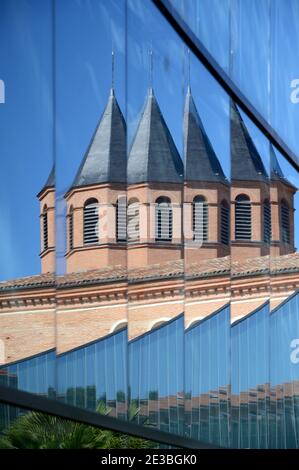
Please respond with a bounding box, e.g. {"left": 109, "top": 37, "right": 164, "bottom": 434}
{"left": 0, "top": 0, "right": 299, "bottom": 449}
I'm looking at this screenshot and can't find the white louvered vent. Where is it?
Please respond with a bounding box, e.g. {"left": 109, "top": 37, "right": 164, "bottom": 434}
{"left": 263, "top": 200, "right": 271, "bottom": 244}
{"left": 193, "top": 196, "right": 208, "bottom": 242}
{"left": 69, "top": 210, "right": 74, "bottom": 250}
{"left": 155, "top": 197, "right": 172, "bottom": 242}
{"left": 221, "top": 201, "right": 229, "bottom": 245}
{"left": 235, "top": 195, "right": 251, "bottom": 240}
{"left": 84, "top": 200, "right": 99, "bottom": 245}
{"left": 281, "top": 201, "right": 290, "bottom": 243}
{"left": 116, "top": 197, "right": 127, "bottom": 242}
{"left": 43, "top": 211, "right": 48, "bottom": 251}
{"left": 127, "top": 202, "right": 139, "bottom": 243}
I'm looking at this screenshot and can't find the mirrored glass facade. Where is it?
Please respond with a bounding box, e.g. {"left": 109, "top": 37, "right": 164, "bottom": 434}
{"left": 168, "top": 0, "right": 299, "bottom": 158}
{"left": 0, "top": 0, "right": 299, "bottom": 449}
{"left": 129, "top": 315, "right": 184, "bottom": 434}
{"left": 185, "top": 305, "right": 230, "bottom": 447}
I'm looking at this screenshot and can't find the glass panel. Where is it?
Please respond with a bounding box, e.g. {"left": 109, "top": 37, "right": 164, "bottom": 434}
{"left": 54, "top": 0, "right": 128, "bottom": 422}
{"left": 0, "top": 0, "right": 56, "bottom": 407}
{"left": 183, "top": 46, "right": 231, "bottom": 447}
{"left": 271, "top": 0, "right": 299, "bottom": 157}
{"left": 269, "top": 148, "right": 299, "bottom": 448}
{"left": 167, "top": 0, "right": 299, "bottom": 159}
{"left": 169, "top": 0, "right": 230, "bottom": 72}
{"left": 56, "top": 329, "right": 127, "bottom": 419}
{"left": 1, "top": 0, "right": 298, "bottom": 448}
{"left": 185, "top": 305, "right": 230, "bottom": 447}
{"left": 230, "top": 0, "right": 270, "bottom": 120}
{"left": 127, "top": 0, "right": 185, "bottom": 437}
{"left": 231, "top": 304, "right": 269, "bottom": 448}
{"left": 230, "top": 105, "right": 271, "bottom": 448}
{"left": 129, "top": 316, "right": 184, "bottom": 434}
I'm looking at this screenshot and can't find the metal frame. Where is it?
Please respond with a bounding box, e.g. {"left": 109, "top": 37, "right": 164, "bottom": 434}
{"left": 152, "top": 0, "right": 299, "bottom": 173}
{"left": 0, "top": 385, "right": 219, "bottom": 449}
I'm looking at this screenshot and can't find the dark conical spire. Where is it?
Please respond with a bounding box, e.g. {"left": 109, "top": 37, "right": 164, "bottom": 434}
{"left": 184, "top": 87, "right": 226, "bottom": 183}
{"left": 71, "top": 89, "right": 126, "bottom": 188}
{"left": 127, "top": 89, "right": 183, "bottom": 184}
{"left": 44, "top": 166, "right": 55, "bottom": 188}
{"left": 37, "top": 166, "right": 55, "bottom": 198}
{"left": 270, "top": 145, "right": 297, "bottom": 189}
{"left": 230, "top": 100, "right": 268, "bottom": 182}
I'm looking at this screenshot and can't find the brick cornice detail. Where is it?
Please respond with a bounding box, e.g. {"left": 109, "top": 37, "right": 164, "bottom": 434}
{"left": 1, "top": 272, "right": 298, "bottom": 310}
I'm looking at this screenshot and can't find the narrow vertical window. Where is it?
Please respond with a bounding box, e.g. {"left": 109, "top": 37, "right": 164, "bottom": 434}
{"left": 281, "top": 200, "right": 290, "bottom": 243}
{"left": 263, "top": 199, "right": 271, "bottom": 243}
{"left": 155, "top": 197, "right": 172, "bottom": 242}
{"left": 235, "top": 194, "right": 251, "bottom": 240}
{"left": 193, "top": 196, "right": 208, "bottom": 242}
{"left": 127, "top": 200, "right": 139, "bottom": 243}
{"left": 69, "top": 206, "right": 74, "bottom": 250}
{"left": 220, "top": 200, "right": 229, "bottom": 245}
{"left": 116, "top": 197, "right": 127, "bottom": 242}
{"left": 84, "top": 198, "right": 99, "bottom": 245}
{"left": 43, "top": 206, "right": 48, "bottom": 250}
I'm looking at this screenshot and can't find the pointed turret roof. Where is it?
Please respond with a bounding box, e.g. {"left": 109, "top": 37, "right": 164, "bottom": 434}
{"left": 270, "top": 145, "right": 297, "bottom": 190}
{"left": 230, "top": 101, "right": 268, "bottom": 182}
{"left": 127, "top": 88, "right": 183, "bottom": 184}
{"left": 44, "top": 166, "right": 55, "bottom": 188}
{"left": 37, "top": 166, "right": 55, "bottom": 198}
{"left": 184, "top": 87, "right": 227, "bottom": 183}
{"left": 71, "top": 89, "right": 126, "bottom": 188}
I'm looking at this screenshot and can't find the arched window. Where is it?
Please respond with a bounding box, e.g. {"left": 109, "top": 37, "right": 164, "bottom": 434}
{"left": 42, "top": 205, "right": 48, "bottom": 251}
{"left": 281, "top": 199, "right": 290, "bottom": 243}
{"left": 116, "top": 196, "right": 127, "bottom": 242}
{"left": 127, "top": 199, "right": 139, "bottom": 243}
{"left": 68, "top": 206, "right": 74, "bottom": 250}
{"left": 193, "top": 196, "right": 208, "bottom": 242}
{"left": 220, "top": 200, "right": 229, "bottom": 245}
{"left": 235, "top": 194, "right": 251, "bottom": 240}
{"left": 155, "top": 196, "right": 172, "bottom": 242}
{"left": 111, "top": 320, "right": 128, "bottom": 333}
{"left": 150, "top": 318, "right": 170, "bottom": 330}
{"left": 83, "top": 198, "right": 99, "bottom": 245}
{"left": 263, "top": 199, "right": 271, "bottom": 244}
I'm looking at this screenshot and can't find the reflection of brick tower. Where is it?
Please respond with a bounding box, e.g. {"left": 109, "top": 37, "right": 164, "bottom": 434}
{"left": 64, "top": 89, "right": 127, "bottom": 273}
{"left": 230, "top": 102, "right": 271, "bottom": 261}
{"left": 270, "top": 145, "right": 297, "bottom": 256}
{"left": 230, "top": 102, "right": 297, "bottom": 261}
{"left": 184, "top": 87, "right": 230, "bottom": 265}
{"left": 38, "top": 168, "right": 55, "bottom": 273}
{"left": 127, "top": 88, "right": 184, "bottom": 268}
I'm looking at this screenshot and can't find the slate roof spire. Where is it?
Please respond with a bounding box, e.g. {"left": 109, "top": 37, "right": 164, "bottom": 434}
{"left": 70, "top": 88, "right": 126, "bottom": 188}
{"left": 184, "top": 87, "right": 227, "bottom": 183}
{"left": 270, "top": 144, "right": 297, "bottom": 189}
{"left": 127, "top": 88, "right": 183, "bottom": 184}
{"left": 37, "top": 166, "right": 55, "bottom": 198}
{"left": 44, "top": 166, "right": 55, "bottom": 189}
{"left": 230, "top": 101, "right": 268, "bottom": 182}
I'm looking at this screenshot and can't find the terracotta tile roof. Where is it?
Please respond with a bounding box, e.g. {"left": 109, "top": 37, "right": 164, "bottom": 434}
{"left": 186, "top": 256, "right": 230, "bottom": 278}
{"left": 0, "top": 253, "right": 298, "bottom": 292}
{"left": 0, "top": 272, "right": 55, "bottom": 291}
{"left": 57, "top": 264, "right": 127, "bottom": 287}
{"left": 128, "top": 260, "right": 184, "bottom": 282}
